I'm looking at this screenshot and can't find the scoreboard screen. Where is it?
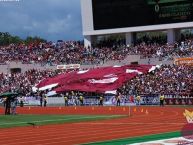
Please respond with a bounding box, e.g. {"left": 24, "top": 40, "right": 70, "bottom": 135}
{"left": 92, "top": 0, "right": 193, "bottom": 30}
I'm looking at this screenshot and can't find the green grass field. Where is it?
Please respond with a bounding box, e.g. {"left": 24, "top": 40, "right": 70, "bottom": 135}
{"left": 83, "top": 131, "right": 181, "bottom": 145}
{"left": 0, "top": 114, "right": 125, "bottom": 128}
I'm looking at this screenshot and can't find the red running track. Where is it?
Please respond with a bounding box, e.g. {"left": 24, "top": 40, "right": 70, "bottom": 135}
{"left": 0, "top": 106, "right": 190, "bottom": 145}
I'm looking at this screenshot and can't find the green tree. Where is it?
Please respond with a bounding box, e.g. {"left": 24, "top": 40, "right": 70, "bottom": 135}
{"left": 25, "top": 36, "right": 46, "bottom": 45}
{"left": 0, "top": 32, "right": 47, "bottom": 46}
{"left": 0, "top": 32, "right": 22, "bottom": 45}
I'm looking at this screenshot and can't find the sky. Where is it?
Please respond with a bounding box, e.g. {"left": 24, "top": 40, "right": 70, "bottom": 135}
{"left": 0, "top": 0, "right": 82, "bottom": 41}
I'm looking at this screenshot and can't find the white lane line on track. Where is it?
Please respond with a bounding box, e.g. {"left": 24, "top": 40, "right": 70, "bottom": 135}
{"left": 0, "top": 109, "right": 162, "bottom": 136}
{"left": 0, "top": 110, "right": 183, "bottom": 139}
{"left": 7, "top": 124, "right": 182, "bottom": 145}
{"left": 0, "top": 122, "right": 182, "bottom": 145}
{"left": 0, "top": 108, "right": 184, "bottom": 145}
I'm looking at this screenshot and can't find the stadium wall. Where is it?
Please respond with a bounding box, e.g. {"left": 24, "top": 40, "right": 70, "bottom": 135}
{"left": 0, "top": 55, "right": 175, "bottom": 74}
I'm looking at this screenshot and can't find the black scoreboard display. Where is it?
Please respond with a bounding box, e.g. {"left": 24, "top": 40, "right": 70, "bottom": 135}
{"left": 92, "top": 0, "right": 193, "bottom": 30}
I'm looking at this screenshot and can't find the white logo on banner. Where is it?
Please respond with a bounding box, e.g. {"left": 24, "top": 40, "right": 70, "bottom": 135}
{"left": 126, "top": 69, "right": 143, "bottom": 74}
{"left": 88, "top": 77, "right": 118, "bottom": 84}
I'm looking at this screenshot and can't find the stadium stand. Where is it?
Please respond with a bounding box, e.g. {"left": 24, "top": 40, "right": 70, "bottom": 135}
{"left": 0, "top": 37, "right": 192, "bottom": 105}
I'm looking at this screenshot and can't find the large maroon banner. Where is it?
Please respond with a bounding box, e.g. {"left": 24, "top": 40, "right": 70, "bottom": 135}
{"left": 36, "top": 65, "right": 155, "bottom": 94}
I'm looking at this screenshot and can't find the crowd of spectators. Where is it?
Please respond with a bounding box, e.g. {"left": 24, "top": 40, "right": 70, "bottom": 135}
{"left": 0, "top": 69, "right": 59, "bottom": 95}
{"left": 127, "top": 39, "right": 193, "bottom": 59}
{"left": 119, "top": 65, "right": 193, "bottom": 96}
{"left": 0, "top": 41, "right": 127, "bottom": 66}
{"left": 0, "top": 38, "right": 192, "bottom": 66}
{"left": 95, "top": 35, "right": 193, "bottom": 60}
{"left": 0, "top": 36, "right": 192, "bottom": 97}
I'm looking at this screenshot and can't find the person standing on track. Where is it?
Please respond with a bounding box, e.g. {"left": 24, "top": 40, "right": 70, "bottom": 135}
{"left": 40, "top": 96, "right": 43, "bottom": 107}
{"left": 44, "top": 95, "right": 47, "bottom": 107}
{"left": 74, "top": 93, "right": 79, "bottom": 106}
{"left": 99, "top": 96, "right": 103, "bottom": 106}
{"left": 3, "top": 96, "right": 7, "bottom": 107}
{"left": 11, "top": 97, "right": 17, "bottom": 115}
{"left": 79, "top": 95, "right": 84, "bottom": 106}
{"left": 116, "top": 94, "right": 121, "bottom": 106}
{"left": 19, "top": 96, "right": 24, "bottom": 107}
{"left": 64, "top": 96, "right": 68, "bottom": 106}
{"left": 160, "top": 94, "right": 165, "bottom": 107}
{"left": 39, "top": 92, "right": 43, "bottom": 107}
{"left": 5, "top": 97, "right": 11, "bottom": 115}
{"left": 136, "top": 95, "right": 141, "bottom": 106}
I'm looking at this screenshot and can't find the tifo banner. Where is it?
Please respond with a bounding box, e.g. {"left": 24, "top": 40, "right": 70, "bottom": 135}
{"left": 174, "top": 57, "right": 193, "bottom": 66}
{"left": 36, "top": 64, "right": 157, "bottom": 94}
{"left": 57, "top": 64, "right": 80, "bottom": 70}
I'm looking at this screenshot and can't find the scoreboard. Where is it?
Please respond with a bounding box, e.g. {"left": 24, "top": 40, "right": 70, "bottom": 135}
{"left": 92, "top": 0, "right": 193, "bottom": 30}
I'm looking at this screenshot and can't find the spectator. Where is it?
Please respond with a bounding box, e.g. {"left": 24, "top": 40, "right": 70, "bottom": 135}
{"left": 136, "top": 95, "right": 141, "bottom": 106}
{"left": 11, "top": 97, "right": 17, "bottom": 115}
{"left": 99, "top": 96, "right": 103, "bottom": 106}
{"left": 79, "top": 95, "right": 84, "bottom": 106}
{"left": 64, "top": 96, "right": 68, "bottom": 106}
{"left": 44, "top": 96, "right": 47, "bottom": 107}
{"left": 116, "top": 94, "right": 121, "bottom": 106}
{"left": 19, "top": 96, "right": 24, "bottom": 107}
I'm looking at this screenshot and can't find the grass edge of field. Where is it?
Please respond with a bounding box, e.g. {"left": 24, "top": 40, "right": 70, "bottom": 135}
{"left": 0, "top": 114, "right": 127, "bottom": 129}
{"left": 82, "top": 131, "right": 181, "bottom": 145}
